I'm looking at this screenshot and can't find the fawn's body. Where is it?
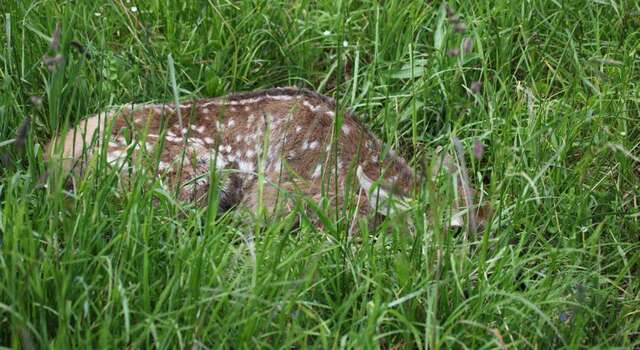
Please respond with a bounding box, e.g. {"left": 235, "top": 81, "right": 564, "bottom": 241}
{"left": 48, "top": 87, "right": 481, "bottom": 230}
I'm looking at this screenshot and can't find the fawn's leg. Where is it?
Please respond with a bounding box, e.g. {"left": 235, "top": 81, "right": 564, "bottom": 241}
{"left": 241, "top": 173, "right": 302, "bottom": 219}
{"left": 241, "top": 173, "right": 374, "bottom": 235}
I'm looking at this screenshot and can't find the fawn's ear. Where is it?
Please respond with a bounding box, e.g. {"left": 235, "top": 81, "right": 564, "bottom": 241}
{"left": 357, "top": 166, "right": 411, "bottom": 216}
{"left": 449, "top": 172, "right": 493, "bottom": 230}
{"left": 430, "top": 150, "right": 465, "bottom": 227}
{"left": 474, "top": 200, "right": 493, "bottom": 231}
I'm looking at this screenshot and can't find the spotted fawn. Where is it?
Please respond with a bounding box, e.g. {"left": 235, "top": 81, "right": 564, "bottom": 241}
{"left": 46, "top": 87, "right": 489, "bottom": 232}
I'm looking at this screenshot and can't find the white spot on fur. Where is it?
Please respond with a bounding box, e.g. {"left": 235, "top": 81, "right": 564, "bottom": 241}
{"left": 202, "top": 100, "right": 220, "bottom": 107}
{"left": 271, "top": 159, "right": 281, "bottom": 171}
{"left": 303, "top": 100, "right": 321, "bottom": 112}
{"left": 215, "top": 156, "right": 228, "bottom": 169}
{"left": 238, "top": 160, "right": 254, "bottom": 173}
{"left": 189, "top": 138, "right": 205, "bottom": 147}
{"left": 270, "top": 95, "right": 293, "bottom": 101}
{"left": 166, "top": 135, "right": 183, "bottom": 143}
{"left": 158, "top": 161, "right": 171, "bottom": 171}
{"left": 267, "top": 150, "right": 276, "bottom": 163}
{"left": 311, "top": 164, "right": 322, "bottom": 178}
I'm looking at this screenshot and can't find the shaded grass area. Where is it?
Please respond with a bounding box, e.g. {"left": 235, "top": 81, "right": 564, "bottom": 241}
{"left": 1, "top": 0, "right": 639, "bottom": 348}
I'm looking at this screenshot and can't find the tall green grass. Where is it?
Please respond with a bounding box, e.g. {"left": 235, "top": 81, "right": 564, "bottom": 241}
{"left": 1, "top": 0, "right": 639, "bottom": 348}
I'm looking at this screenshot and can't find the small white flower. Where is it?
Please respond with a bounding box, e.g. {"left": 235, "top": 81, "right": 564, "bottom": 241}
{"left": 94, "top": 12, "right": 102, "bottom": 17}
{"left": 342, "top": 40, "right": 349, "bottom": 47}
{"left": 131, "top": 6, "right": 138, "bottom": 12}
{"left": 323, "top": 30, "right": 331, "bottom": 36}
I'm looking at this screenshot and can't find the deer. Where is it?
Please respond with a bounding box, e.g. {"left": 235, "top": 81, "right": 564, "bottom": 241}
{"left": 46, "top": 87, "right": 490, "bottom": 234}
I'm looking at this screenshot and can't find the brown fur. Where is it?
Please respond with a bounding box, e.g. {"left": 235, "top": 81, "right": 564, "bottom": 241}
{"left": 46, "top": 87, "right": 489, "bottom": 232}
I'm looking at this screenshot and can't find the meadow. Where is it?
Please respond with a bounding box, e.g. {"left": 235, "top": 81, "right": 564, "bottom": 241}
{"left": 1, "top": 0, "right": 639, "bottom": 348}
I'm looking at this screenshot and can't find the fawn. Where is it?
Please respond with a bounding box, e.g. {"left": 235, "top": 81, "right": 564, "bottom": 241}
{"left": 46, "top": 87, "right": 489, "bottom": 232}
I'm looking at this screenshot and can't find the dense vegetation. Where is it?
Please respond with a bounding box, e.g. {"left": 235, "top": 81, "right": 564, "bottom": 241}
{"left": 1, "top": 0, "right": 639, "bottom": 348}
